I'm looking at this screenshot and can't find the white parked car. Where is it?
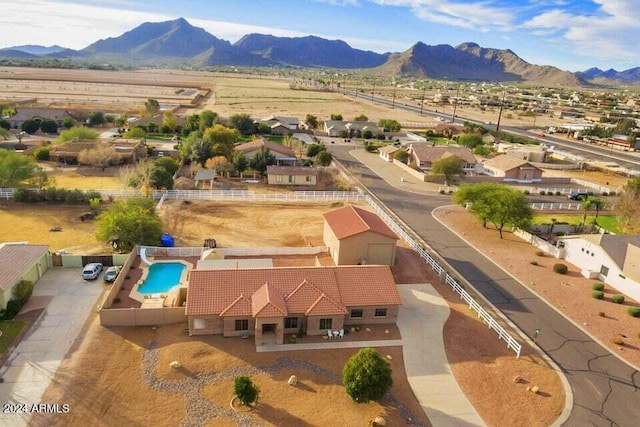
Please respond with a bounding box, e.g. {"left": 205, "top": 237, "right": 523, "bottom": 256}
{"left": 103, "top": 266, "right": 121, "bottom": 283}
{"left": 82, "top": 263, "right": 103, "bottom": 280}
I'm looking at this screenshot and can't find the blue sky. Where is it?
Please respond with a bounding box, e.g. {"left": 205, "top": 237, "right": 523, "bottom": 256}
{"left": 1, "top": 0, "right": 638, "bottom": 72}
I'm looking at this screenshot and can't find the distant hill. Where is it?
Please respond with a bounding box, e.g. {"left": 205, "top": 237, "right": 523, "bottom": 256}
{"left": 234, "top": 34, "right": 388, "bottom": 68}
{"left": 0, "top": 49, "right": 38, "bottom": 59}
{"left": 578, "top": 67, "right": 640, "bottom": 83}
{"left": 1, "top": 44, "right": 66, "bottom": 55}
{"left": 377, "top": 42, "right": 585, "bottom": 85}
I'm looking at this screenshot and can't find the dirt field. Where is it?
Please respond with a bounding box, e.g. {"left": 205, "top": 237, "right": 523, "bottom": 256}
{"left": 44, "top": 165, "right": 124, "bottom": 190}
{"left": 434, "top": 205, "right": 640, "bottom": 368}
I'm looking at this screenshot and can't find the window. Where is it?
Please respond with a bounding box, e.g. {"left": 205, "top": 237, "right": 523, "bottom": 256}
{"left": 193, "top": 318, "right": 206, "bottom": 330}
{"left": 374, "top": 308, "right": 387, "bottom": 318}
{"left": 288, "top": 175, "right": 295, "bottom": 183}
{"left": 305, "top": 175, "right": 312, "bottom": 182}
{"left": 350, "top": 309, "right": 363, "bottom": 318}
{"left": 319, "top": 318, "right": 332, "bottom": 330}
{"left": 600, "top": 265, "right": 609, "bottom": 277}
{"left": 235, "top": 319, "right": 249, "bottom": 331}
{"left": 285, "top": 317, "right": 298, "bottom": 329}
{"left": 275, "top": 174, "right": 283, "bottom": 183}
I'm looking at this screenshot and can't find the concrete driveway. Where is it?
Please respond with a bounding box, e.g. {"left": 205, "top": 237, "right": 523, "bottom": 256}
{"left": 0, "top": 268, "right": 106, "bottom": 427}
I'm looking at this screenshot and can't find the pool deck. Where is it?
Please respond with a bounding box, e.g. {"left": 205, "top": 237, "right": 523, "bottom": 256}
{"left": 129, "top": 259, "right": 192, "bottom": 306}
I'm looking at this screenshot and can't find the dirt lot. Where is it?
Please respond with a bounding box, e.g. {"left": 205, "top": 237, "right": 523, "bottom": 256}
{"left": 434, "top": 205, "right": 640, "bottom": 368}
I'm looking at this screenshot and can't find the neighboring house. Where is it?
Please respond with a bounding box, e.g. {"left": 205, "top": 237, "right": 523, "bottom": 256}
{"left": 49, "top": 140, "right": 147, "bottom": 164}
{"left": 257, "top": 116, "right": 299, "bottom": 135}
{"left": 434, "top": 123, "right": 465, "bottom": 138}
{"left": 378, "top": 145, "right": 400, "bottom": 162}
{"left": 0, "top": 243, "right": 50, "bottom": 310}
{"left": 5, "top": 108, "right": 75, "bottom": 129}
{"left": 185, "top": 265, "right": 402, "bottom": 345}
{"left": 234, "top": 138, "right": 297, "bottom": 166}
{"left": 266, "top": 165, "right": 317, "bottom": 186}
{"left": 557, "top": 234, "right": 640, "bottom": 302}
{"left": 323, "top": 120, "right": 380, "bottom": 137}
{"left": 481, "top": 155, "right": 543, "bottom": 183}
{"left": 323, "top": 205, "right": 398, "bottom": 266}
{"left": 496, "top": 143, "right": 547, "bottom": 163}
{"left": 407, "top": 144, "right": 477, "bottom": 173}
{"left": 127, "top": 113, "right": 185, "bottom": 130}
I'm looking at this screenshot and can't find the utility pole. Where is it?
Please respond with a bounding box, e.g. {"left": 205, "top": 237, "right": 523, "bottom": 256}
{"left": 420, "top": 86, "right": 426, "bottom": 116}
{"left": 371, "top": 80, "right": 376, "bottom": 103}
{"left": 496, "top": 91, "right": 506, "bottom": 133}
{"left": 451, "top": 85, "right": 460, "bottom": 123}
{"left": 355, "top": 80, "right": 359, "bottom": 99}
{"left": 391, "top": 82, "right": 397, "bottom": 108}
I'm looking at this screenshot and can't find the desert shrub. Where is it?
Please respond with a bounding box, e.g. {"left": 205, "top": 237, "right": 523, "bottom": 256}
{"left": 539, "top": 190, "right": 546, "bottom": 195}
{"left": 530, "top": 260, "right": 538, "bottom": 266}
{"left": 364, "top": 144, "right": 377, "bottom": 153}
{"left": 553, "top": 263, "right": 568, "bottom": 274}
{"left": 439, "top": 189, "right": 445, "bottom": 194}
{"left": 601, "top": 191, "right": 609, "bottom": 196}
{"left": 535, "top": 250, "right": 545, "bottom": 257}
{"left": 33, "top": 146, "right": 51, "bottom": 160}
{"left": 555, "top": 191, "right": 562, "bottom": 196}
{"left": 611, "top": 294, "right": 625, "bottom": 304}
{"left": 592, "top": 291, "right": 604, "bottom": 299}
{"left": 523, "top": 190, "right": 530, "bottom": 195}
{"left": 627, "top": 307, "right": 640, "bottom": 317}
{"left": 592, "top": 282, "right": 605, "bottom": 291}
{"left": 612, "top": 337, "right": 624, "bottom": 346}
{"left": 234, "top": 376, "right": 260, "bottom": 406}
{"left": 598, "top": 312, "right": 606, "bottom": 317}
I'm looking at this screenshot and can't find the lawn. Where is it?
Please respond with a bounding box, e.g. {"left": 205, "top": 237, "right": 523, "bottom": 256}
{"left": 0, "top": 320, "right": 26, "bottom": 357}
{"left": 533, "top": 213, "right": 621, "bottom": 234}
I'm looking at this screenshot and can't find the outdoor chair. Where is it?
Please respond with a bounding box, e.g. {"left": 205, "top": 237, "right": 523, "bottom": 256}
{"left": 327, "top": 329, "right": 333, "bottom": 339}
{"left": 339, "top": 329, "right": 344, "bottom": 339}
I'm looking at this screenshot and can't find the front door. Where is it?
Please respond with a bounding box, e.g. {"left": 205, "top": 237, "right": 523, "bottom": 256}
{"left": 262, "top": 323, "right": 276, "bottom": 333}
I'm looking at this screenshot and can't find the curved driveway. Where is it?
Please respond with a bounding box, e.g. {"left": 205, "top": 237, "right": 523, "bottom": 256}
{"left": 330, "top": 146, "right": 640, "bottom": 426}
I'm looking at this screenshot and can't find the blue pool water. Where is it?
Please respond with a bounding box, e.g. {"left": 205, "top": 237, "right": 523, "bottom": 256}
{"left": 138, "top": 262, "right": 186, "bottom": 294}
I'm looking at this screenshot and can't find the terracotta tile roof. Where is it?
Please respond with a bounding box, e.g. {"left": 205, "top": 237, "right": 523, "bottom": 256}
{"left": 219, "top": 294, "right": 252, "bottom": 317}
{"left": 234, "top": 138, "right": 296, "bottom": 157}
{"left": 482, "top": 155, "right": 541, "bottom": 172}
{"left": 409, "top": 144, "right": 477, "bottom": 165}
{"left": 252, "top": 282, "right": 288, "bottom": 317}
{"left": 186, "top": 265, "right": 400, "bottom": 317}
{"left": 323, "top": 205, "right": 397, "bottom": 240}
{"left": 0, "top": 243, "right": 48, "bottom": 291}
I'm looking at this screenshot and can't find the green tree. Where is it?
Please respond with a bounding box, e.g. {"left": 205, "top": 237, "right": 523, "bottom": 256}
{"left": 124, "top": 127, "right": 146, "bottom": 139}
{"left": 96, "top": 197, "right": 163, "bottom": 252}
{"left": 330, "top": 113, "right": 343, "bottom": 120}
{"left": 394, "top": 149, "right": 409, "bottom": 163}
{"left": 27, "top": 167, "right": 55, "bottom": 189}
{"left": 57, "top": 126, "right": 99, "bottom": 142}
{"left": 199, "top": 110, "right": 218, "bottom": 129}
{"left": 316, "top": 150, "right": 333, "bottom": 166}
{"left": 378, "top": 119, "right": 401, "bottom": 132}
{"left": 362, "top": 130, "right": 373, "bottom": 139}
{"left": 21, "top": 119, "right": 39, "bottom": 134}
{"left": 457, "top": 133, "right": 484, "bottom": 149}
{"left": 39, "top": 119, "right": 58, "bottom": 134}
{"left": 234, "top": 376, "right": 260, "bottom": 406}
{"left": 150, "top": 167, "right": 173, "bottom": 190}
{"left": 0, "top": 128, "right": 10, "bottom": 140}
{"left": 0, "top": 148, "right": 36, "bottom": 187}
{"left": 229, "top": 113, "right": 255, "bottom": 135}
{"left": 203, "top": 124, "right": 239, "bottom": 158}
{"left": 354, "top": 114, "right": 368, "bottom": 122}
{"left": 305, "top": 114, "right": 319, "bottom": 129}
{"left": 249, "top": 146, "right": 276, "bottom": 175}
{"left": 431, "top": 156, "right": 463, "bottom": 182}
{"left": 88, "top": 111, "right": 106, "bottom": 127}
{"left": 192, "top": 138, "right": 214, "bottom": 167}
{"left": 162, "top": 111, "right": 178, "bottom": 133}
{"left": 144, "top": 98, "right": 160, "bottom": 116}
{"left": 306, "top": 143, "right": 326, "bottom": 158}
{"left": 342, "top": 348, "right": 392, "bottom": 403}
{"left": 627, "top": 176, "right": 640, "bottom": 193}
{"left": 580, "top": 196, "right": 606, "bottom": 229}
{"left": 62, "top": 116, "right": 75, "bottom": 129}
{"left": 154, "top": 157, "right": 179, "bottom": 176}
{"left": 232, "top": 152, "right": 249, "bottom": 175}
{"left": 0, "top": 118, "right": 10, "bottom": 130}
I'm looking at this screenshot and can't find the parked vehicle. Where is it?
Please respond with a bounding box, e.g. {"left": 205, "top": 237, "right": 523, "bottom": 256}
{"left": 82, "top": 263, "right": 103, "bottom": 280}
{"left": 568, "top": 191, "right": 588, "bottom": 200}
{"left": 103, "top": 266, "right": 121, "bottom": 283}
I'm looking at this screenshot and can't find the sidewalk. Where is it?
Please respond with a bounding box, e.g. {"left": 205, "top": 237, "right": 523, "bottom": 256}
{"left": 398, "top": 284, "right": 485, "bottom": 427}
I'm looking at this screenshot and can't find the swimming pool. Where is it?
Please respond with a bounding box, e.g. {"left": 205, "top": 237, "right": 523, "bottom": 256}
{"left": 138, "top": 262, "right": 186, "bottom": 294}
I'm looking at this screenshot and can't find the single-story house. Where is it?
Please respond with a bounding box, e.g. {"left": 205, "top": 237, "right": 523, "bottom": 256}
{"left": 266, "top": 165, "right": 318, "bottom": 186}
{"left": 185, "top": 265, "right": 402, "bottom": 345}
{"left": 556, "top": 234, "right": 640, "bottom": 302}
{"left": 0, "top": 243, "right": 50, "bottom": 310}
{"left": 434, "top": 123, "right": 465, "bottom": 138}
{"left": 496, "top": 143, "right": 547, "bottom": 163}
{"left": 323, "top": 205, "right": 398, "bottom": 266}
{"left": 234, "top": 138, "right": 297, "bottom": 166}
{"left": 378, "top": 145, "right": 400, "bottom": 162}
{"left": 6, "top": 108, "right": 75, "bottom": 129}
{"left": 49, "top": 140, "right": 147, "bottom": 164}
{"left": 323, "top": 120, "right": 380, "bottom": 137}
{"left": 481, "top": 155, "right": 543, "bottom": 183}
{"left": 407, "top": 144, "right": 477, "bottom": 173}
{"left": 257, "top": 116, "right": 299, "bottom": 135}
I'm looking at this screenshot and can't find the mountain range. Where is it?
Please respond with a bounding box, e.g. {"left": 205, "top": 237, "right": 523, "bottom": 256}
{"left": 1, "top": 17, "right": 638, "bottom": 85}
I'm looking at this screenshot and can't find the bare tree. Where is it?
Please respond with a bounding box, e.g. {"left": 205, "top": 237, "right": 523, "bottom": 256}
{"left": 77, "top": 144, "right": 119, "bottom": 170}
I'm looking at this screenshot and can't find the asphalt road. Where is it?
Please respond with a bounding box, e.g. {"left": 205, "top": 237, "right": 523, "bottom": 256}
{"left": 330, "top": 145, "right": 640, "bottom": 426}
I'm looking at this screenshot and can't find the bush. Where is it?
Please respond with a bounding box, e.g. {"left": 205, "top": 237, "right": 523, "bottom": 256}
{"left": 555, "top": 191, "right": 562, "bottom": 196}
{"left": 530, "top": 260, "right": 538, "bottom": 266}
{"left": 523, "top": 190, "right": 530, "bottom": 195}
{"left": 539, "top": 190, "right": 546, "bottom": 195}
{"left": 627, "top": 307, "right": 640, "bottom": 317}
{"left": 601, "top": 191, "right": 609, "bottom": 196}
{"left": 33, "top": 146, "right": 51, "bottom": 160}
{"left": 439, "top": 189, "right": 445, "bottom": 194}
{"left": 0, "top": 299, "right": 25, "bottom": 320}
{"left": 612, "top": 294, "right": 625, "bottom": 304}
{"left": 535, "top": 250, "right": 545, "bottom": 257}
{"left": 592, "top": 291, "right": 604, "bottom": 299}
{"left": 234, "top": 375, "right": 260, "bottom": 406}
{"left": 553, "top": 263, "right": 568, "bottom": 274}
{"left": 592, "top": 282, "right": 605, "bottom": 291}
{"left": 364, "top": 144, "right": 377, "bottom": 153}
{"left": 343, "top": 347, "right": 392, "bottom": 403}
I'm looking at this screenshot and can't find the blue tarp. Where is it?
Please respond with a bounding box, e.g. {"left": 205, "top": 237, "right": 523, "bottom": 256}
{"left": 160, "top": 233, "right": 175, "bottom": 247}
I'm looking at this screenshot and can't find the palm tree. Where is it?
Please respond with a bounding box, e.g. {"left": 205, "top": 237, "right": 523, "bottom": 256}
{"left": 591, "top": 198, "right": 606, "bottom": 227}
{"left": 580, "top": 196, "right": 593, "bottom": 231}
